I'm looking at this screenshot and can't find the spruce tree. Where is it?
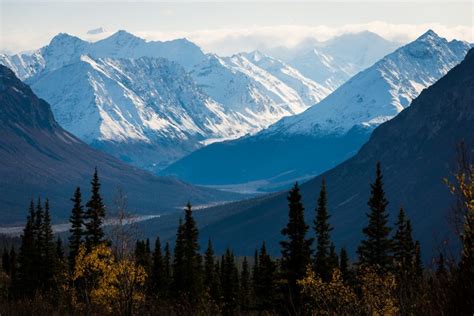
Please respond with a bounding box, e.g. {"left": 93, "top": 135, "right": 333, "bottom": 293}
{"left": 69, "top": 187, "right": 84, "bottom": 270}
{"left": 357, "top": 162, "right": 393, "bottom": 272}
{"left": 328, "top": 242, "right": 339, "bottom": 273}
{"left": 182, "top": 202, "right": 202, "bottom": 300}
{"left": 41, "top": 199, "right": 57, "bottom": 289}
{"left": 393, "top": 208, "right": 416, "bottom": 273}
{"left": 240, "top": 257, "right": 251, "bottom": 311}
{"left": 172, "top": 219, "right": 186, "bottom": 295}
{"left": 84, "top": 168, "right": 106, "bottom": 250}
{"left": 221, "top": 248, "right": 239, "bottom": 314}
{"left": 203, "top": 239, "right": 216, "bottom": 294}
{"left": 339, "top": 247, "right": 351, "bottom": 282}
{"left": 314, "top": 179, "right": 333, "bottom": 281}
{"left": 14, "top": 200, "right": 38, "bottom": 297}
{"left": 163, "top": 241, "right": 171, "bottom": 293}
{"left": 151, "top": 236, "right": 164, "bottom": 295}
{"left": 254, "top": 242, "right": 277, "bottom": 312}
{"left": 280, "top": 182, "right": 313, "bottom": 311}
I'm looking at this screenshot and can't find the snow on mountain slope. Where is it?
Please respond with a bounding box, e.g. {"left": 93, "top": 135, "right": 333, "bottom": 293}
{"left": 162, "top": 30, "right": 471, "bottom": 190}
{"left": 31, "top": 55, "right": 249, "bottom": 169}
{"left": 190, "top": 52, "right": 331, "bottom": 134}
{"left": 1, "top": 31, "right": 208, "bottom": 81}
{"left": 263, "top": 30, "right": 471, "bottom": 137}
{"left": 268, "top": 31, "right": 400, "bottom": 91}
{"left": 239, "top": 51, "right": 332, "bottom": 106}
{"left": 1, "top": 31, "right": 332, "bottom": 146}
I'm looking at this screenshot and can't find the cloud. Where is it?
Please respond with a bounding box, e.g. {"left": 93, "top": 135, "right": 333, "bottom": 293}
{"left": 135, "top": 22, "right": 474, "bottom": 55}
{"left": 2, "top": 22, "right": 473, "bottom": 56}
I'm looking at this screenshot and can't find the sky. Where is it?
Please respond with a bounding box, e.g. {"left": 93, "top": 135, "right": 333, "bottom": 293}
{"left": 0, "top": 1, "right": 473, "bottom": 55}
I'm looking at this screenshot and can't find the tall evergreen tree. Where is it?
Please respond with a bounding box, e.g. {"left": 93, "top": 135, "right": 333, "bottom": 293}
{"left": 151, "top": 236, "right": 164, "bottom": 295}
{"left": 254, "top": 242, "right": 277, "bottom": 312}
{"left": 14, "top": 200, "right": 38, "bottom": 297}
{"left": 182, "top": 202, "right": 202, "bottom": 300}
{"left": 328, "top": 242, "right": 339, "bottom": 273}
{"left": 172, "top": 218, "right": 186, "bottom": 296}
{"left": 68, "top": 187, "right": 84, "bottom": 270}
{"left": 314, "top": 179, "right": 333, "bottom": 281}
{"left": 357, "top": 162, "right": 393, "bottom": 272}
{"left": 240, "top": 257, "right": 251, "bottom": 311}
{"left": 163, "top": 241, "right": 172, "bottom": 293}
{"left": 393, "top": 208, "right": 416, "bottom": 273}
{"left": 41, "top": 199, "right": 57, "bottom": 289}
{"left": 280, "top": 182, "right": 313, "bottom": 311}
{"left": 203, "top": 239, "right": 214, "bottom": 288}
{"left": 339, "top": 247, "right": 351, "bottom": 282}
{"left": 220, "top": 248, "right": 239, "bottom": 314}
{"left": 135, "top": 240, "right": 152, "bottom": 273}
{"left": 84, "top": 168, "right": 106, "bottom": 249}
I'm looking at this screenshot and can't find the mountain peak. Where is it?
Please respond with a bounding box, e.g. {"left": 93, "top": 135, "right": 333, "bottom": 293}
{"left": 102, "top": 30, "right": 143, "bottom": 45}
{"left": 49, "top": 32, "right": 85, "bottom": 45}
{"left": 416, "top": 29, "right": 441, "bottom": 42}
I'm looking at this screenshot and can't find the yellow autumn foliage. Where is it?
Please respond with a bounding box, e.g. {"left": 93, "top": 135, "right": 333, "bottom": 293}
{"left": 298, "top": 267, "right": 360, "bottom": 315}
{"left": 359, "top": 266, "right": 399, "bottom": 316}
{"left": 71, "top": 244, "right": 147, "bottom": 315}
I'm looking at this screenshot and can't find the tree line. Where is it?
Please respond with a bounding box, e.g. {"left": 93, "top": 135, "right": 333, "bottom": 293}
{"left": 0, "top": 162, "right": 473, "bottom": 315}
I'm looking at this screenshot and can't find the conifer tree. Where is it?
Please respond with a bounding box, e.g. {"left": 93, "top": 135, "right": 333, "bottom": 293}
{"left": 314, "top": 179, "right": 333, "bottom": 281}
{"left": 69, "top": 187, "right": 84, "bottom": 270}
{"left": 203, "top": 239, "right": 218, "bottom": 301}
{"left": 339, "top": 247, "right": 351, "bottom": 282}
{"left": 14, "top": 200, "right": 38, "bottom": 297}
{"left": 393, "top": 208, "right": 416, "bottom": 273}
{"left": 357, "top": 162, "right": 393, "bottom": 272}
{"left": 280, "top": 182, "right": 313, "bottom": 311}
{"left": 151, "top": 236, "right": 164, "bottom": 295}
{"left": 328, "top": 242, "right": 339, "bottom": 272}
{"left": 41, "top": 199, "right": 57, "bottom": 289}
{"left": 84, "top": 168, "right": 106, "bottom": 250}
{"left": 254, "top": 242, "right": 277, "bottom": 312}
{"left": 414, "top": 241, "right": 423, "bottom": 278}
{"left": 252, "top": 249, "right": 259, "bottom": 288}
{"left": 172, "top": 218, "right": 186, "bottom": 295}
{"left": 163, "top": 241, "right": 171, "bottom": 293}
{"left": 240, "top": 257, "right": 251, "bottom": 311}
{"left": 221, "top": 248, "right": 239, "bottom": 314}
{"left": 182, "top": 202, "right": 202, "bottom": 299}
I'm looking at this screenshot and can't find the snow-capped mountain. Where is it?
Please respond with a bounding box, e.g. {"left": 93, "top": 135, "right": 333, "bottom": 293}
{"left": 190, "top": 52, "right": 331, "bottom": 135}
{"left": 162, "top": 30, "right": 471, "bottom": 190}
{"left": 264, "top": 30, "right": 471, "bottom": 136}
{"left": 1, "top": 30, "right": 338, "bottom": 169}
{"left": 31, "top": 55, "right": 252, "bottom": 169}
{"left": 0, "top": 31, "right": 207, "bottom": 81}
{"left": 267, "top": 31, "right": 400, "bottom": 91}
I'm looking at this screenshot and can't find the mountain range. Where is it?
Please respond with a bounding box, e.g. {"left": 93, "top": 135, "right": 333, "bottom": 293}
{"left": 0, "top": 31, "right": 398, "bottom": 170}
{"left": 144, "top": 47, "right": 474, "bottom": 259}
{"left": 162, "top": 30, "right": 471, "bottom": 192}
{"left": 0, "top": 64, "right": 240, "bottom": 224}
